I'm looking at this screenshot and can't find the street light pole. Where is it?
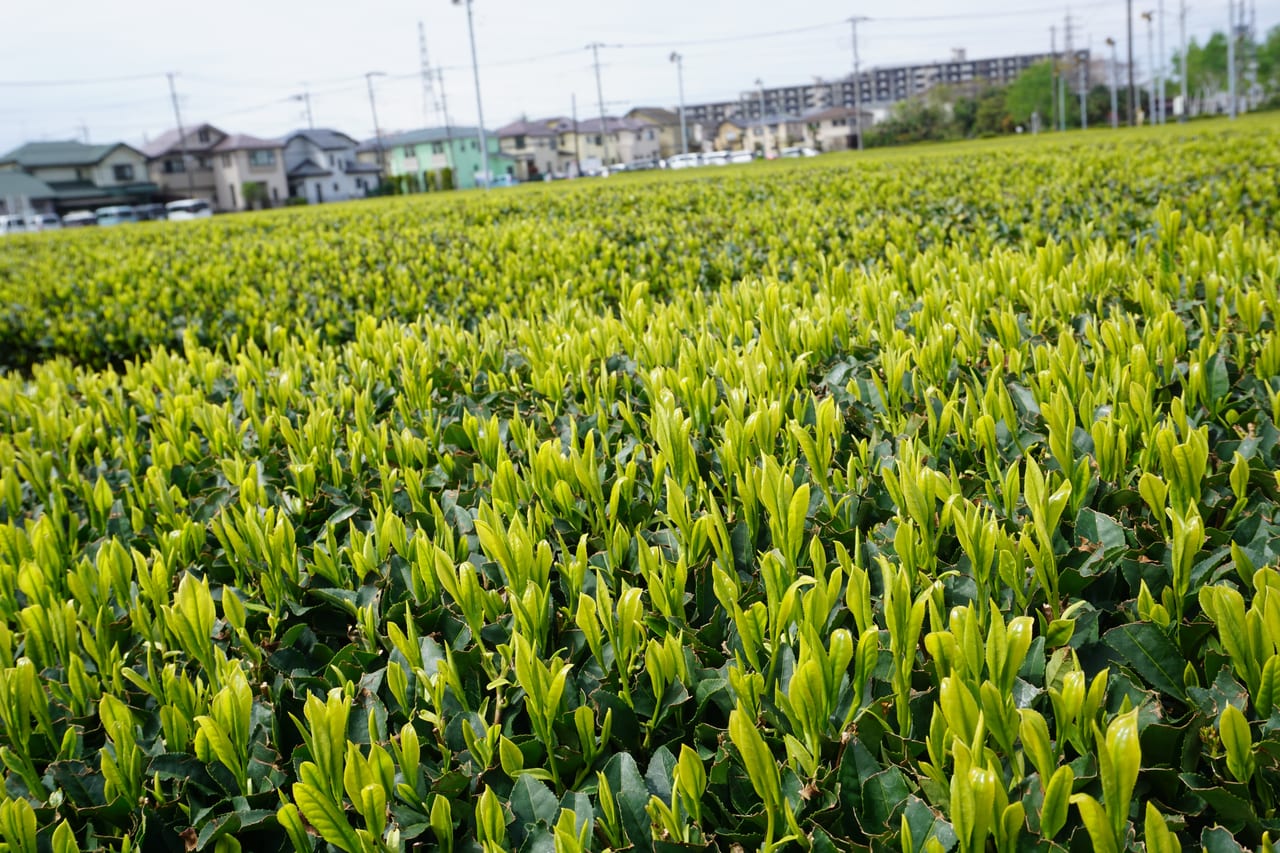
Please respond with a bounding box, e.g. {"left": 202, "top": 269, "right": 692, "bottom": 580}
{"left": 1227, "top": 0, "right": 1237, "bottom": 118}
{"left": 365, "top": 71, "right": 386, "bottom": 170}
{"left": 670, "top": 52, "right": 688, "bottom": 157}
{"left": 1106, "top": 37, "right": 1120, "bottom": 127}
{"left": 1158, "top": 0, "right": 1167, "bottom": 122}
{"left": 1127, "top": 0, "right": 1137, "bottom": 125}
{"left": 455, "top": 0, "right": 491, "bottom": 188}
{"left": 292, "top": 91, "right": 314, "bottom": 130}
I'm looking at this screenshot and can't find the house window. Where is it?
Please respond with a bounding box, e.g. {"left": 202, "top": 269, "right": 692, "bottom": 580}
{"left": 113, "top": 164, "right": 134, "bottom": 181}
{"left": 593, "top": 135, "right": 602, "bottom": 146}
{"left": 249, "top": 150, "right": 276, "bottom": 167}
{"left": 163, "top": 158, "right": 185, "bottom": 174}
{"left": 432, "top": 142, "right": 443, "bottom": 154}
{"left": 333, "top": 182, "right": 339, "bottom": 191}
{"left": 197, "top": 128, "right": 211, "bottom": 143}
{"left": 222, "top": 154, "right": 231, "bottom": 167}
{"left": 197, "top": 157, "right": 212, "bottom": 169}
{"left": 356, "top": 178, "right": 365, "bottom": 190}
{"left": 471, "top": 140, "right": 479, "bottom": 150}
{"left": 514, "top": 135, "right": 525, "bottom": 149}
{"left": 403, "top": 147, "right": 413, "bottom": 158}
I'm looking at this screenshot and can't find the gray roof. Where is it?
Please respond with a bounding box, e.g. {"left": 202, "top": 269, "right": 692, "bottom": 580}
{"left": 575, "top": 116, "right": 656, "bottom": 133}
{"left": 0, "top": 171, "right": 56, "bottom": 198}
{"left": 287, "top": 159, "right": 331, "bottom": 178}
{"left": 374, "top": 126, "right": 487, "bottom": 147}
{"left": 142, "top": 124, "right": 225, "bottom": 158}
{"left": 0, "top": 140, "right": 141, "bottom": 168}
{"left": 281, "top": 129, "right": 359, "bottom": 151}
{"left": 495, "top": 119, "right": 560, "bottom": 138}
{"left": 214, "top": 133, "right": 280, "bottom": 152}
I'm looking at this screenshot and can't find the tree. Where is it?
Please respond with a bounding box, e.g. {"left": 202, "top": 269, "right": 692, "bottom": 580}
{"left": 866, "top": 97, "right": 954, "bottom": 147}
{"left": 1005, "top": 61, "right": 1055, "bottom": 126}
{"left": 972, "top": 87, "right": 1009, "bottom": 135}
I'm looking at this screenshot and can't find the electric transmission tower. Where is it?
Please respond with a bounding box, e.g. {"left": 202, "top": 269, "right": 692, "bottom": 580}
{"left": 419, "top": 20, "right": 441, "bottom": 125}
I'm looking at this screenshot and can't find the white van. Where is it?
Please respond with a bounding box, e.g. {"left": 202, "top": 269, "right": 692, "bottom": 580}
{"left": 165, "top": 199, "right": 213, "bottom": 221}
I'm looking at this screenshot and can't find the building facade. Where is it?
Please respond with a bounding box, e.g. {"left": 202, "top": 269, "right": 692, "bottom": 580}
{"left": 378, "top": 127, "right": 514, "bottom": 190}
{"left": 495, "top": 119, "right": 571, "bottom": 180}
{"left": 211, "top": 134, "right": 289, "bottom": 211}
{"left": 0, "top": 141, "right": 157, "bottom": 213}
{"left": 280, "top": 129, "right": 381, "bottom": 204}
{"left": 142, "top": 123, "right": 225, "bottom": 204}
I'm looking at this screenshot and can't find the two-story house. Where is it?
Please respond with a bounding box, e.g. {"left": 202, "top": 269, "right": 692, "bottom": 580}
{"left": 801, "top": 106, "right": 876, "bottom": 152}
{"left": 0, "top": 140, "right": 157, "bottom": 213}
{"left": 379, "top": 127, "right": 514, "bottom": 190}
{"left": 713, "top": 114, "right": 812, "bottom": 156}
{"left": 142, "top": 123, "right": 225, "bottom": 204}
{"left": 571, "top": 117, "right": 663, "bottom": 171}
{"left": 625, "top": 107, "right": 688, "bottom": 158}
{"left": 495, "top": 118, "right": 571, "bottom": 181}
{"left": 211, "top": 134, "right": 289, "bottom": 211}
{"left": 280, "top": 129, "right": 382, "bottom": 204}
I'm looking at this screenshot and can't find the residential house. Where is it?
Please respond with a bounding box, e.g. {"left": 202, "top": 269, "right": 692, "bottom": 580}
{"left": 142, "top": 123, "right": 226, "bottom": 204}
{"left": 713, "top": 114, "right": 811, "bottom": 157}
{"left": 495, "top": 118, "right": 572, "bottom": 181}
{"left": 378, "top": 127, "right": 514, "bottom": 190}
{"left": 801, "top": 106, "right": 876, "bottom": 152}
{"left": 0, "top": 140, "right": 157, "bottom": 213}
{"left": 571, "top": 117, "right": 662, "bottom": 171}
{"left": 0, "top": 171, "right": 57, "bottom": 216}
{"left": 625, "top": 107, "right": 688, "bottom": 157}
{"left": 280, "top": 129, "right": 381, "bottom": 204}
{"left": 211, "top": 134, "right": 289, "bottom": 211}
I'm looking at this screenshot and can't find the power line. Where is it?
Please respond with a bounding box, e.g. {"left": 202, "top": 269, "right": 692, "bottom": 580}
{"left": 0, "top": 72, "right": 163, "bottom": 88}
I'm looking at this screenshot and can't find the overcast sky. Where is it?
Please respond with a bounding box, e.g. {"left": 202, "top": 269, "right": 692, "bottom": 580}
{"left": 2, "top": 0, "right": 1274, "bottom": 153}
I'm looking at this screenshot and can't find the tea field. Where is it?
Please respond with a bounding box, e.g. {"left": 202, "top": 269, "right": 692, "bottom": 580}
{"left": 1, "top": 118, "right": 1280, "bottom": 852}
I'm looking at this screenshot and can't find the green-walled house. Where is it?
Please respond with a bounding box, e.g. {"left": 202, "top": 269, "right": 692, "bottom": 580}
{"left": 372, "top": 127, "right": 516, "bottom": 190}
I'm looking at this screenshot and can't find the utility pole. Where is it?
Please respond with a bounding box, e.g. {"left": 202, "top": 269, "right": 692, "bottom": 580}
{"left": 587, "top": 42, "right": 610, "bottom": 167}
{"left": 418, "top": 21, "right": 439, "bottom": 127}
{"left": 755, "top": 78, "right": 767, "bottom": 156}
{"left": 291, "top": 91, "right": 314, "bottom": 129}
{"left": 1127, "top": 0, "right": 1137, "bottom": 125}
{"left": 1157, "top": 0, "right": 1167, "bottom": 122}
{"left": 571, "top": 93, "right": 582, "bottom": 177}
{"left": 849, "top": 16, "right": 868, "bottom": 151}
{"left": 1078, "top": 48, "right": 1088, "bottom": 129}
{"left": 77, "top": 122, "right": 90, "bottom": 144}
{"left": 1142, "top": 11, "right": 1155, "bottom": 123}
{"left": 436, "top": 67, "right": 455, "bottom": 174}
{"left": 1051, "top": 26, "right": 1059, "bottom": 131}
{"left": 1107, "top": 37, "right": 1120, "bottom": 127}
{"left": 670, "top": 52, "right": 689, "bottom": 157}
{"left": 1227, "top": 0, "right": 1237, "bottom": 118}
{"left": 166, "top": 72, "right": 196, "bottom": 199}
{"left": 1179, "top": 0, "right": 1188, "bottom": 119}
{"left": 365, "top": 71, "right": 386, "bottom": 171}
{"left": 456, "top": 0, "right": 491, "bottom": 188}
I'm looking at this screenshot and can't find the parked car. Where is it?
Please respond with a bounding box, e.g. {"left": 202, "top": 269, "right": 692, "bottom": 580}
{"left": 780, "top": 146, "right": 819, "bottom": 158}
{"left": 25, "top": 213, "right": 61, "bottom": 232}
{"left": 484, "top": 174, "right": 518, "bottom": 188}
{"left": 165, "top": 199, "right": 213, "bottom": 221}
{"left": 726, "top": 150, "right": 754, "bottom": 165}
{"left": 666, "top": 153, "right": 702, "bottom": 169}
{"left": 62, "top": 211, "right": 98, "bottom": 228}
{"left": 0, "top": 215, "right": 27, "bottom": 236}
{"left": 95, "top": 205, "right": 137, "bottom": 226}
{"left": 702, "top": 152, "right": 731, "bottom": 167}
{"left": 134, "top": 203, "right": 168, "bottom": 222}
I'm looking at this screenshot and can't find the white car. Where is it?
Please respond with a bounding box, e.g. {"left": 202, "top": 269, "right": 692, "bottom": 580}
{"left": 727, "top": 150, "right": 754, "bottom": 164}
{"left": 26, "top": 213, "right": 61, "bottom": 232}
{"left": 780, "top": 146, "right": 819, "bottom": 158}
{"left": 702, "top": 152, "right": 730, "bottom": 167}
{"left": 0, "top": 215, "right": 26, "bottom": 236}
{"left": 165, "top": 199, "right": 213, "bottom": 221}
{"left": 667, "top": 153, "right": 702, "bottom": 169}
{"left": 62, "top": 211, "right": 98, "bottom": 228}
